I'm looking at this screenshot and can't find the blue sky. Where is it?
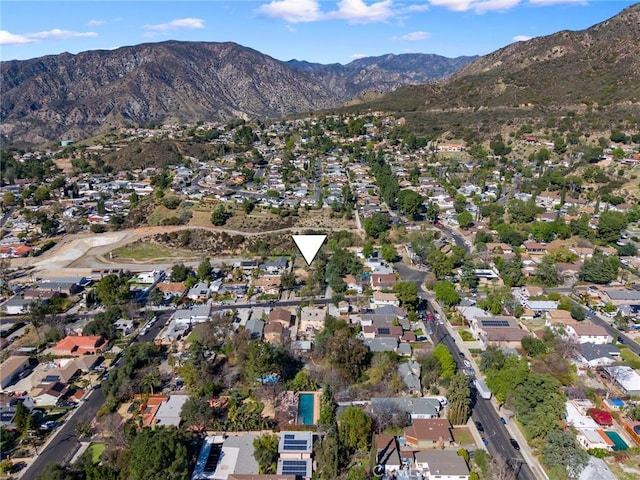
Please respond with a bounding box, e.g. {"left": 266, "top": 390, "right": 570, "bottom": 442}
{"left": 1, "top": 1, "right": 636, "bottom": 64}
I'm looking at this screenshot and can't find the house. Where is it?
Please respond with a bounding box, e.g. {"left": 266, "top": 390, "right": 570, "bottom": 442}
{"left": 523, "top": 241, "right": 547, "bottom": 255}
{"left": 577, "top": 343, "right": 620, "bottom": 368}
{"left": 414, "top": 449, "right": 470, "bottom": 479}
{"left": 362, "top": 325, "right": 403, "bottom": 339}
{"left": 253, "top": 276, "right": 281, "bottom": 295}
{"left": 398, "top": 360, "right": 421, "bottom": 394}
{"left": 137, "top": 270, "right": 163, "bottom": 284}
{"left": 260, "top": 257, "right": 289, "bottom": 274}
{"left": 153, "top": 394, "right": 190, "bottom": 427}
{"left": 245, "top": 318, "right": 265, "bottom": 340}
{"left": 364, "top": 337, "right": 398, "bottom": 352}
{"left": 370, "top": 291, "right": 400, "bottom": 307}
{"left": 371, "top": 397, "right": 441, "bottom": 421}
{"left": 300, "top": 306, "right": 327, "bottom": 333}
{"left": 484, "top": 242, "right": 514, "bottom": 258}
{"left": 173, "top": 305, "right": 212, "bottom": 325}
{"left": 0, "top": 356, "right": 30, "bottom": 390}
{"left": 601, "top": 289, "right": 640, "bottom": 306}
{"left": 375, "top": 435, "right": 401, "bottom": 474}
{"left": 52, "top": 335, "right": 105, "bottom": 356}
{"left": 187, "top": 282, "right": 211, "bottom": 302}
{"left": 370, "top": 273, "right": 396, "bottom": 291}
{"left": 263, "top": 322, "right": 285, "bottom": 344}
{"left": 30, "top": 382, "right": 68, "bottom": 406}
{"left": 404, "top": 418, "right": 453, "bottom": 449}
{"left": 565, "top": 324, "right": 612, "bottom": 345}
{"left": 155, "top": 282, "right": 186, "bottom": 298}
{"left": 603, "top": 366, "right": 640, "bottom": 395}
{"left": 269, "top": 309, "right": 293, "bottom": 327}
{"left": 576, "top": 429, "right": 615, "bottom": 451}
{"left": 2, "top": 297, "right": 32, "bottom": 315}
{"left": 481, "top": 328, "right": 528, "bottom": 349}
{"left": 342, "top": 274, "right": 363, "bottom": 294}
{"left": 192, "top": 434, "right": 262, "bottom": 480}
{"left": 278, "top": 431, "right": 313, "bottom": 459}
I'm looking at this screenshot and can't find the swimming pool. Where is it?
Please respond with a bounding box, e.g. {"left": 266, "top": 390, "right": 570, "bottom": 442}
{"left": 297, "top": 393, "right": 315, "bottom": 425}
{"left": 604, "top": 431, "right": 628, "bottom": 451}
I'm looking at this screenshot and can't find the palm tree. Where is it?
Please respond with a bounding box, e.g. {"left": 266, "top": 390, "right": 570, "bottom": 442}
{"left": 141, "top": 369, "right": 161, "bottom": 395}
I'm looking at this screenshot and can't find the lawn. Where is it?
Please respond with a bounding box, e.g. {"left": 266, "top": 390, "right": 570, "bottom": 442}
{"left": 110, "top": 240, "right": 192, "bottom": 263}
{"left": 620, "top": 348, "right": 640, "bottom": 370}
{"left": 88, "top": 442, "right": 105, "bottom": 463}
{"left": 452, "top": 426, "right": 475, "bottom": 446}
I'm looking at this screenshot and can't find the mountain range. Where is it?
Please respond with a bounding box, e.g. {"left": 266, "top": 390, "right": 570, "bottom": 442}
{"left": 2, "top": 2, "right": 640, "bottom": 146}
{"left": 0, "top": 43, "right": 475, "bottom": 145}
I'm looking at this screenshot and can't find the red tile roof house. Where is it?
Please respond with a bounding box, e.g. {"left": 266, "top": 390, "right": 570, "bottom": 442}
{"left": 52, "top": 336, "right": 106, "bottom": 356}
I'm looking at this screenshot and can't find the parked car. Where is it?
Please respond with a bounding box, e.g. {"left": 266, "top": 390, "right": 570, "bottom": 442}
{"left": 463, "top": 359, "right": 472, "bottom": 368}
{"left": 459, "top": 352, "right": 465, "bottom": 358}
{"left": 475, "top": 421, "right": 484, "bottom": 434}
{"left": 500, "top": 417, "right": 507, "bottom": 425}
{"left": 510, "top": 438, "right": 520, "bottom": 450}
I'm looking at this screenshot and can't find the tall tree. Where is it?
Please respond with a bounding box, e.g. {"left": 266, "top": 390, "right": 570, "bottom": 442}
{"left": 447, "top": 373, "right": 471, "bottom": 425}
{"left": 337, "top": 406, "right": 373, "bottom": 452}
{"left": 253, "top": 433, "right": 279, "bottom": 474}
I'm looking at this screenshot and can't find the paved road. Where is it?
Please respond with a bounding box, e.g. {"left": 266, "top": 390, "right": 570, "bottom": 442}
{"left": 395, "top": 260, "right": 540, "bottom": 480}
{"left": 20, "top": 388, "right": 105, "bottom": 479}
{"left": 20, "top": 311, "right": 174, "bottom": 479}
{"left": 577, "top": 300, "right": 640, "bottom": 355}
{"left": 431, "top": 319, "right": 538, "bottom": 480}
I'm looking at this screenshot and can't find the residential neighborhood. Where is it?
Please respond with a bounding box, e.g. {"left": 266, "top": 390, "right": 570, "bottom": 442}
{"left": 1, "top": 112, "right": 640, "bottom": 480}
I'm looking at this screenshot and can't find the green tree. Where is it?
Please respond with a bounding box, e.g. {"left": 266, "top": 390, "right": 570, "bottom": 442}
{"left": 433, "top": 344, "right": 456, "bottom": 379}
{"left": 338, "top": 406, "right": 373, "bottom": 452}
{"left": 180, "top": 396, "right": 214, "bottom": 431}
{"left": 393, "top": 281, "right": 419, "bottom": 311}
{"left": 126, "top": 427, "right": 191, "bottom": 480}
{"left": 535, "top": 255, "right": 559, "bottom": 287}
{"left": 363, "top": 212, "right": 390, "bottom": 239}
{"left": 380, "top": 243, "right": 398, "bottom": 263}
{"left": 197, "top": 258, "right": 213, "bottom": 281}
{"left": 93, "top": 274, "right": 130, "bottom": 306}
{"left": 447, "top": 373, "right": 471, "bottom": 425}
{"left": 515, "top": 373, "right": 565, "bottom": 439}
{"left": 570, "top": 305, "right": 586, "bottom": 321}
{"left": 542, "top": 430, "right": 589, "bottom": 480}
{"left": 362, "top": 241, "right": 374, "bottom": 258}
{"left": 457, "top": 211, "right": 474, "bottom": 229}
{"left": 521, "top": 336, "right": 548, "bottom": 357}
{"left": 318, "top": 386, "right": 337, "bottom": 429}
{"left": 397, "top": 189, "right": 424, "bottom": 220}
{"left": 325, "top": 328, "right": 370, "bottom": 382}
{"left": 424, "top": 202, "right": 440, "bottom": 223}
{"left": 211, "top": 204, "right": 232, "bottom": 226}
{"left": 13, "top": 401, "right": 33, "bottom": 434}
{"left": 169, "top": 263, "right": 194, "bottom": 282}
{"left": 579, "top": 253, "right": 619, "bottom": 284}
{"left": 434, "top": 281, "right": 460, "bottom": 306}
{"left": 597, "top": 210, "right": 629, "bottom": 243}
{"left": 253, "top": 433, "right": 279, "bottom": 474}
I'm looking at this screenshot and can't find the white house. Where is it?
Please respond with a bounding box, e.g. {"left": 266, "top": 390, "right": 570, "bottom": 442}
{"left": 414, "top": 449, "right": 470, "bottom": 479}
{"left": 565, "top": 324, "right": 612, "bottom": 345}
{"left": 370, "top": 291, "right": 400, "bottom": 308}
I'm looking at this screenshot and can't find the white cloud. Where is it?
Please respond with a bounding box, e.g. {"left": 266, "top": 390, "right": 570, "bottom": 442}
{"left": 328, "top": 0, "right": 395, "bottom": 24}
{"left": 87, "top": 19, "right": 106, "bottom": 26}
{"left": 350, "top": 53, "right": 368, "bottom": 59}
{"left": 429, "top": 0, "right": 521, "bottom": 12}
{"left": 513, "top": 34, "right": 532, "bottom": 41}
{"left": 28, "top": 29, "right": 98, "bottom": 40}
{"left": 529, "top": 0, "right": 587, "bottom": 5}
{"left": 144, "top": 18, "right": 205, "bottom": 31}
{"left": 257, "top": 0, "right": 323, "bottom": 23}
{"left": 0, "top": 30, "right": 34, "bottom": 45}
{"left": 396, "top": 31, "right": 431, "bottom": 41}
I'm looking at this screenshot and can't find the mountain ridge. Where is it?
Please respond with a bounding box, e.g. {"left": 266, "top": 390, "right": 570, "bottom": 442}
{"left": 0, "top": 41, "right": 475, "bottom": 145}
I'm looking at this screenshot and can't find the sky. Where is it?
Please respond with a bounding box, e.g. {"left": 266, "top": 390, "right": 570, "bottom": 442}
{"left": 0, "top": 1, "right": 637, "bottom": 64}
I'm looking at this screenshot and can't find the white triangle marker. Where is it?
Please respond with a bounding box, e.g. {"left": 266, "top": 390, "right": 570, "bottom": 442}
{"left": 293, "top": 234, "right": 327, "bottom": 265}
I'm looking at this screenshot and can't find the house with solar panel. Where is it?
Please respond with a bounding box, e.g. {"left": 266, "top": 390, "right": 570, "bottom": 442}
{"left": 277, "top": 431, "right": 313, "bottom": 478}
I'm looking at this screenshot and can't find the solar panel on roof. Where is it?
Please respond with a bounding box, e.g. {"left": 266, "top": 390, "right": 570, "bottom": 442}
{"left": 284, "top": 433, "right": 295, "bottom": 439}
{"left": 378, "top": 327, "right": 390, "bottom": 334}
{"left": 281, "top": 460, "right": 308, "bottom": 475}
{"left": 481, "top": 320, "right": 511, "bottom": 328}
